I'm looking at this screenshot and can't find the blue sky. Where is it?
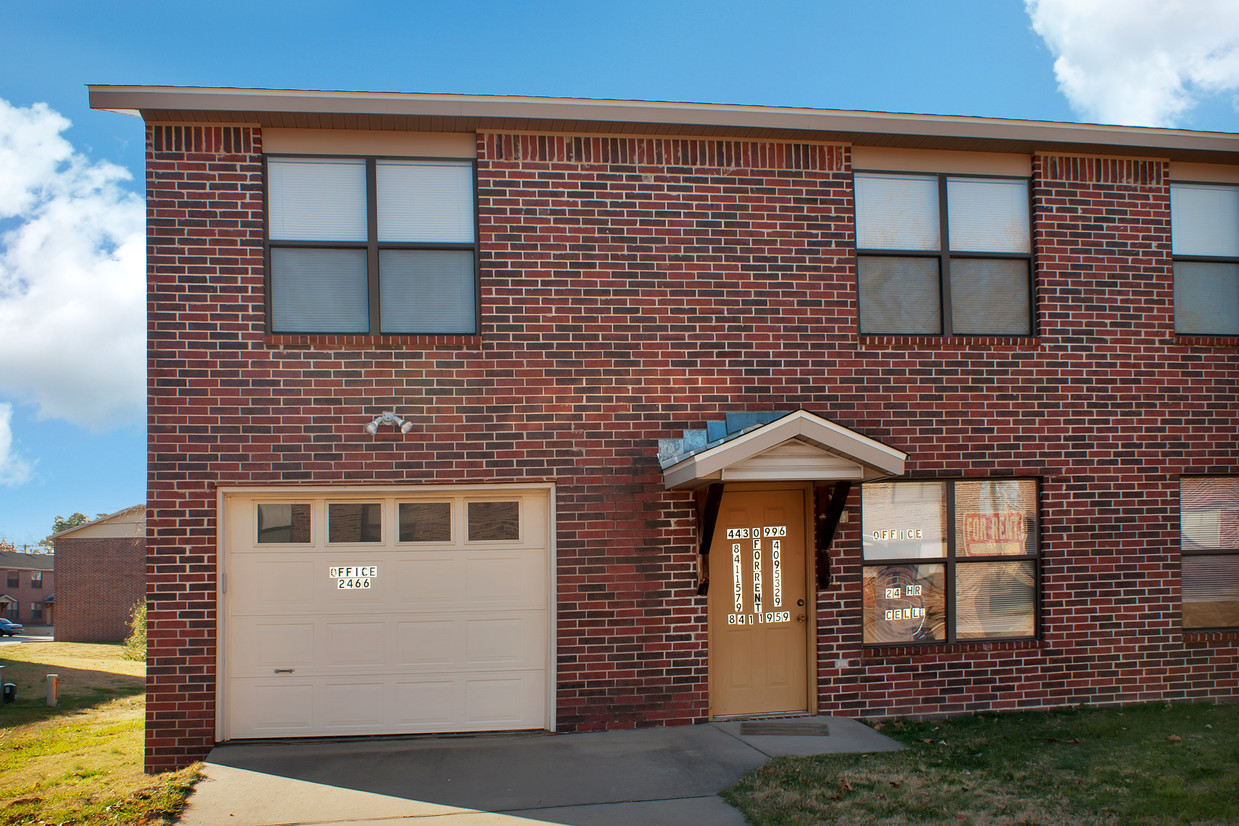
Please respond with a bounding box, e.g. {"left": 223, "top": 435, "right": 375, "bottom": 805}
{"left": 0, "top": 0, "right": 1237, "bottom": 546}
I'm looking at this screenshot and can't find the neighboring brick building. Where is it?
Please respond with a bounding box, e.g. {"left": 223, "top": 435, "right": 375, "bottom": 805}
{"left": 89, "top": 86, "right": 1239, "bottom": 772}
{"left": 53, "top": 506, "right": 145, "bottom": 642}
{"left": 0, "top": 550, "right": 54, "bottom": 625}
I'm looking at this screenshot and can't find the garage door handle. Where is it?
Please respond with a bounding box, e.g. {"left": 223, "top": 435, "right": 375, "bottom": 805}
{"left": 274, "top": 669, "right": 295, "bottom": 674}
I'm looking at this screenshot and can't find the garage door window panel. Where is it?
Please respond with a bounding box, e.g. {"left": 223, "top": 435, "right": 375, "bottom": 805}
{"left": 468, "top": 501, "right": 520, "bottom": 542}
{"left": 861, "top": 479, "right": 1039, "bottom": 645}
{"left": 256, "top": 503, "right": 312, "bottom": 544}
{"left": 399, "top": 502, "right": 452, "bottom": 543}
{"left": 328, "top": 503, "right": 382, "bottom": 543}
{"left": 1181, "top": 477, "right": 1239, "bottom": 629}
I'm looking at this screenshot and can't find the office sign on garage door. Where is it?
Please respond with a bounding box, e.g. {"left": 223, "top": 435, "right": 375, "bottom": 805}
{"left": 222, "top": 487, "right": 552, "bottom": 740}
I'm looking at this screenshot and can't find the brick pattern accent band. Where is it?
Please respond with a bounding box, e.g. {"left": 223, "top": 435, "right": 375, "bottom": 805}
{"left": 1039, "top": 155, "right": 1165, "bottom": 187}
{"left": 482, "top": 133, "right": 845, "bottom": 170}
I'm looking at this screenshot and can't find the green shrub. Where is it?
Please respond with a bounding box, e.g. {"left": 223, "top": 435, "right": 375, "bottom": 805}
{"left": 122, "top": 600, "right": 146, "bottom": 661}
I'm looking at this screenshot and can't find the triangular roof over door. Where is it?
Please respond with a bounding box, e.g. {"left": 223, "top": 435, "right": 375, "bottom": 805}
{"left": 658, "top": 410, "right": 906, "bottom": 490}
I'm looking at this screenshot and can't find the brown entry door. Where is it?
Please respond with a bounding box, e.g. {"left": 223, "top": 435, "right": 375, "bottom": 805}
{"left": 708, "top": 486, "right": 809, "bottom": 717}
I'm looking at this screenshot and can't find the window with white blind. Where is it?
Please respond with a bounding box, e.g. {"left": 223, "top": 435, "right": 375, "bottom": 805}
{"left": 860, "top": 479, "right": 1039, "bottom": 645}
{"left": 266, "top": 157, "right": 476, "bottom": 334}
{"left": 1180, "top": 477, "right": 1239, "bottom": 630}
{"left": 1170, "top": 183, "right": 1239, "bottom": 336}
{"left": 854, "top": 173, "right": 1032, "bottom": 336}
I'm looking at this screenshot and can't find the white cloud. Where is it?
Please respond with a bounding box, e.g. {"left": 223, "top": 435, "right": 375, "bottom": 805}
{"left": 0, "top": 403, "right": 34, "bottom": 487}
{"left": 1027, "top": 0, "right": 1239, "bottom": 127}
{"left": 0, "top": 98, "right": 145, "bottom": 429}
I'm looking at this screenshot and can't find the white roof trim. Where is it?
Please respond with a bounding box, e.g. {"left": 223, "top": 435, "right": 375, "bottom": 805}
{"left": 661, "top": 410, "right": 905, "bottom": 489}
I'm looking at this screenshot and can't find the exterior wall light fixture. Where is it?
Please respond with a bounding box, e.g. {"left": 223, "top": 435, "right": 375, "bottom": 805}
{"left": 364, "top": 411, "right": 414, "bottom": 435}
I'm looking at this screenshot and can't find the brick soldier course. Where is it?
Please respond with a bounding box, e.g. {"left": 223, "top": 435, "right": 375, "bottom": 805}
{"left": 91, "top": 88, "right": 1238, "bottom": 772}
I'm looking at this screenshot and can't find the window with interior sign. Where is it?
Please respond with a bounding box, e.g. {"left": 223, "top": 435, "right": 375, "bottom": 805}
{"left": 861, "top": 479, "right": 1038, "bottom": 644}
{"left": 1180, "top": 477, "right": 1239, "bottom": 629}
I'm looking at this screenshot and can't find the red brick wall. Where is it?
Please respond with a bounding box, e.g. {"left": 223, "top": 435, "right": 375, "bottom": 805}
{"left": 146, "top": 124, "right": 264, "bottom": 771}
{"left": 144, "top": 124, "right": 1239, "bottom": 771}
{"left": 53, "top": 537, "right": 144, "bottom": 642}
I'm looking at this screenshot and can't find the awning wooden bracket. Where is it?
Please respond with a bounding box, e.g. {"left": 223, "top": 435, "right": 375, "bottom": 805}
{"left": 814, "top": 481, "right": 851, "bottom": 590}
{"left": 695, "top": 483, "right": 724, "bottom": 596}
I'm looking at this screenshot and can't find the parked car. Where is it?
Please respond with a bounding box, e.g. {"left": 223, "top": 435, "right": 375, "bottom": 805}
{"left": 0, "top": 618, "right": 24, "bottom": 636}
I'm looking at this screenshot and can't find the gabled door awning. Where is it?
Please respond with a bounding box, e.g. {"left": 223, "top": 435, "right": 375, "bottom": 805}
{"left": 658, "top": 410, "right": 906, "bottom": 490}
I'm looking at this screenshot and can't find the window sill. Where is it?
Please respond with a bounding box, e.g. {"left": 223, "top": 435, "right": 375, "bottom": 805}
{"left": 265, "top": 334, "right": 483, "bottom": 351}
{"left": 862, "top": 638, "right": 1044, "bottom": 658}
{"left": 858, "top": 335, "right": 1039, "bottom": 350}
{"left": 1183, "top": 629, "right": 1239, "bottom": 643}
{"left": 1173, "top": 334, "right": 1239, "bottom": 348}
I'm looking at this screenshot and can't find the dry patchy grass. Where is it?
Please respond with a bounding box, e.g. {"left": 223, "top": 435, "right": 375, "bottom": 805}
{"left": 724, "top": 702, "right": 1239, "bottom": 825}
{"left": 0, "top": 643, "right": 200, "bottom": 825}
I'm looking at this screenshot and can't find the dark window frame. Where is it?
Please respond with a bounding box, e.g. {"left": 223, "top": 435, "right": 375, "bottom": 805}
{"left": 263, "top": 153, "right": 481, "bottom": 335}
{"left": 5, "top": 571, "right": 16, "bottom": 589}
{"left": 854, "top": 170, "right": 1035, "bottom": 337}
{"left": 860, "top": 477, "right": 1042, "bottom": 647}
{"left": 1180, "top": 475, "right": 1239, "bottom": 631}
{"left": 1170, "top": 181, "right": 1239, "bottom": 337}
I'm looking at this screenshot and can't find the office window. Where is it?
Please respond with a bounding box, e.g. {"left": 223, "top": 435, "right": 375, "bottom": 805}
{"left": 1171, "top": 183, "right": 1239, "bottom": 335}
{"left": 267, "top": 157, "right": 477, "bottom": 334}
{"left": 861, "top": 479, "right": 1038, "bottom": 644}
{"left": 30, "top": 571, "right": 42, "bottom": 589}
{"left": 855, "top": 173, "right": 1032, "bottom": 336}
{"left": 1181, "top": 477, "right": 1239, "bottom": 629}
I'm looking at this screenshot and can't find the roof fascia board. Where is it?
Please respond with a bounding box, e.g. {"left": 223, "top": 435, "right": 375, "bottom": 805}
{"left": 87, "top": 86, "right": 1239, "bottom": 155}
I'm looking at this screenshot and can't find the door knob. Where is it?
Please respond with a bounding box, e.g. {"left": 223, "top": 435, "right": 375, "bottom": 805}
{"left": 796, "top": 614, "right": 807, "bottom": 623}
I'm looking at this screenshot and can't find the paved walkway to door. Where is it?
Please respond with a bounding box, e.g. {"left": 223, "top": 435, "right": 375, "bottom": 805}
{"left": 177, "top": 717, "right": 903, "bottom": 825}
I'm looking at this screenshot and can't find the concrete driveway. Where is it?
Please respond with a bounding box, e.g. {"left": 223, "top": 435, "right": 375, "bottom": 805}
{"left": 178, "top": 717, "right": 903, "bottom": 825}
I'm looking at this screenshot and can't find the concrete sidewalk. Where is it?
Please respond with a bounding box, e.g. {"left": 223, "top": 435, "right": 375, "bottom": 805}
{"left": 178, "top": 717, "right": 903, "bottom": 825}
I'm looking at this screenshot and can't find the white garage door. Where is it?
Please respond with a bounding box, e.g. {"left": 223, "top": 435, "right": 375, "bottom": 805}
{"left": 221, "top": 487, "right": 551, "bottom": 740}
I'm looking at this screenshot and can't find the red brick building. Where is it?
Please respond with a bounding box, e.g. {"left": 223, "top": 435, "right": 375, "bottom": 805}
{"left": 53, "top": 506, "right": 146, "bottom": 642}
{"left": 90, "top": 87, "right": 1239, "bottom": 772}
{"left": 0, "top": 550, "right": 54, "bottom": 625}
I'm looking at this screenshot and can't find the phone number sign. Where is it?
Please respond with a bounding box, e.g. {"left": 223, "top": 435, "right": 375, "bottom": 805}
{"left": 329, "top": 565, "right": 377, "bottom": 590}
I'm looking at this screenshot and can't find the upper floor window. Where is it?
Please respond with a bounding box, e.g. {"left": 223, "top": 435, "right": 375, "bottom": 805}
{"left": 30, "top": 572, "right": 42, "bottom": 589}
{"left": 266, "top": 156, "right": 477, "bottom": 335}
{"left": 1181, "top": 477, "right": 1239, "bottom": 630}
{"left": 854, "top": 173, "right": 1032, "bottom": 336}
{"left": 861, "top": 479, "right": 1039, "bottom": 645}
{"left": 5, "top": 571, "right": 16, "bottom": 589}
{"left": 1170, "top": 183, "right": 1239, "bottom": 336}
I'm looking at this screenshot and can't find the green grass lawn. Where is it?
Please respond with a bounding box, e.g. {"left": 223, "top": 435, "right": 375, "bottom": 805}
{"left": 724, "top": 702, "right": 1239, "bottom": 825}
{"left": 0, "top": 642, "right": 200, "bottom": 825}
